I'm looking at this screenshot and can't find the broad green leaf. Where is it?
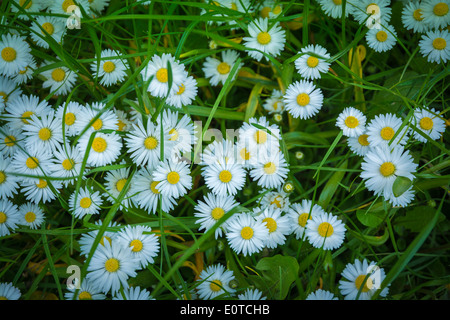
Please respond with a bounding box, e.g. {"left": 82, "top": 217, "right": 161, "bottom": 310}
{"left": 356, "top": 201, "right": 388, "bottom": 228}
{"left": 392, "top": 176, "right": 413, "bottom": 197}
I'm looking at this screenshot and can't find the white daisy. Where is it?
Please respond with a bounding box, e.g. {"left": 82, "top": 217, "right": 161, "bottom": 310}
{"left": 161, "top": 109, "right": 197, "bottom": 157}
{"left": 104, "top": 165, "right": 135, "bottom": 210}
{"left": 295, "top": 44, "right": 331, "bottom": 80}
{"left": 196, "top": 264, "right": 236, "bottom": 300}
{"left": 91, "top": 49, "right": 128, "bottom": 87}
{"left": 366, "top": 113, "right": 409, "bottom": 148}
{"left": 202, "top": 50, "right": 242, "bottom": 86}
{"left": 249, "top": 150, "right": 289, "bottom": 189}
{"left": 239, "top": 116, "right": 280, "bottom": 157}
{"left": 226, "top": 0, "right": 253, "bottom": 29}
{"left": 259, "top": 0, "right": 283, "bottom": 19}
{"left": 11, "top": 56, "right": 37, "bottom": 85}
{"left": 30, "top": 16, "right": 66, "bottom": 49}
{"left": 336, "top": 106, "right": 367, "bottom": 137}
{"left": 243, "top": 17, "right": 286, "bottom": 61}
{"left": 317, "top": 0, "right": 351, "bottom": 19}
{"left": 86, "top": 240, "right": 139, "bottom": 294}
{"left": 4, "top": 94, "right": 52, "bottom": 131}
{"left": 339, "top": 259, "right": 389, "bottom": 300}
{"left": 113, "top": 286, "right": 154, "bottom": 300}
{"left": 0, "top": 125, "right": 26, "bottom": 158}
{"left": 287, "top": 199, "right": 326, "bottom": 240}
{"left": 193, "top": 192, "right": 239, "bottom": 239}
{"left": 0, "top": 75, "right": 22, "bottom": 112}
{"left": 114, "top": 108, "right": 132, "bottom": 132}
{"left": 401, "top": 1, "right": 429, "bottom": 33}
{"left": 0, "top": 282, "right": 21, "bottom": 300}
{"left": 305, "top": 211, "right": 346, "bottom": 250}
{"left": 0, "top": 199, "right": 20, "bottom": 237}
{"left": 49, "top": 0, "right": 91, "bottom": 18}
{"left": 0, "top": 155, "right": 20, "bottom": 200}
{"left": 255, "top": 206, "right": 291, "bottom": 249}
{"left": 419, "top": 29, "right": 450, "bottom": 63}
{"left": 238, "top": 288, "right": 267, "bottom": 300}
{"left": 10, "top": 0, "right": 43, "bottom": 20}
{"left": 21, "top": 177, "right": 62, "bottom": 204}
{"left": 18, "top": 202, "right": 45, "bottom": 229}
{"left": 64, "top": 278, "right": 106, "bottom": 300}
{"left": 284, "top": 80, "right": 324, "bottom": 120}
{"left": 199, "top": 0, "right": 229, "bottom": 26}
{"left": 306, "top": 289, "right": 338, "bottom": 300}
{"left": 263, "top": 89, "right": 285, "bottom": 114}
{"left": 88, "top": 0, "right": 110, "bottom": 15}
{"left": 350, "top": 0, "right": 392, "bottom": 26}
{"left": 412, "top": 106, "right": 446, "bottom": 143}
{"left": 55, "top": 101, "right": 84, "bottom": 137}
{"left": 68, "top": 187, "right": 103, "bottom": 219}
{"left": 165, "top": 74, "right": 198, "bottom": 109}
{"left": 347, "top": 131, "right": 372, "bottom": 157}
{"left": 12, "top": 148, "right": 53, "bottom": 182}
{"left": 115, "top": 224, "right": 160, "bottom": 269}
{"left": 22, "top": 111, "right": 64, "bottom": 154}
{"left": 152, "top": 160, "right": 192, "bottom": 199}
{"left": 48, "top": 143, "right": 85, "bottom": 187}
{"left": 421, "top": 0, "right": 450, "bottom": 29}
{"left": 141, "top": 53, "right": 187, "bottom": 98}
{"left": 40, "top": 60, "right": 78, "bottom": 96}
{"left": 259, "top": 187, "right": 290, "bottom": 212}
{"left": 72, "top": 102, "right": 119, "bottom": 136}
{"left": 78, "top": 220, "right": 120, "bottom": 257}
{"left": 366, "top": 24, "right": 397, "bottom": 53}
{"left": 384, "top": 185, "right": 415, "bottom": 207}
{"left": 77, "top": 132, "right": 122, "bottom": 167}
{"left": 0, "top": 33, "right": 32, "bottom": 77}
{"left": 202, "top": 160, "right": 246, "bottom": 196}
{"left": 201, "top": 139, "right": 236, "bottom": 166}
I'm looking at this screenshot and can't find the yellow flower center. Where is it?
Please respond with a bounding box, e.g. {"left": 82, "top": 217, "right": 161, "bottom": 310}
{"left": 432, "top": 37, "right": 446, "bottom": 50}
{"left": 345, "top": 116, "right": 359, "bottom": 128}
{"left": 115, "top": 178, "right": 127, "bottom": 192}
{"left": 376, "top": 31, "right": 388, "bottom": 42}
{"left": 104, "top": 258, "right": 120, "bottom": 273}
{"left": 273, "top": 5, "right": 282, "bottom": 15}
{"left": 78, "top": 291, "right": 92, "bottom": 300}
{"left": 211, "top": 207, "right": 225, "bottom": 220}
{"left": 144, "top": 136, "right": 158, "bottom": 149}
{"left": 26, "top": 157, "right": 39, "bottom": 169}
{"left": 91, "top": 118, "right": 103, "bottom": 131}
{"left": 433, "top": 2, "right": 449, "bottom": 16}
{"left": 41, "top": 22, "right": 54, "bottom": 35}
{"left": 366, "top": 3, "right": 380, "bottom": 15}
{"left": 0, "top": 92, "right": 7, "bottom": 103}
{"left": 36, "top": 179, "right": 47, "bottom": 189}
{"left": 379, "top": 162, "right": 395, "bottom": 177}
{"left": 380, "top": 127, "right": 395, "bottom": 140}
{"left": 167, "top": 171, "right": 180, "bottom": 184}
{"left": 22, "top": 111, "right": 34, "bottom": 124}
{"left": 270, "top": 196, "right": 282, "bottom": 208}
{"left": 176, "top": 83, "right": 186, "bottom": 95}
{"left": 210, "top": 280, "right": 222, "bottom": 292}
{"left": 25, "top": 211, "right": 36, "bottom": 223}
{"left": 156, "top": 68, "right": 168, "bottom": 83}
{"left": 318, "top": 222, "right": 334, "bottom": 237}
{"left": 257, "top": 32, "right": 271, "bottom": 45}
{"left": 79, "top": 197, "right": 92, "bottom": 209}
{"left": 355, "top": 275, "right": 374, "bottom": 293}
{"left": 413, "top": 8, "right": 423, "bottom": 21}
{"left": 65, "top": 112, "right": 76, "bottom": 126}
{"left": 358, "top": 134, "right": 370, "bottom": 146}
{"left": 100, "top": 235, "right": 112, "bottom": 246}
{"left": 4, "top": 135, "right": 16, "bottom": 147}
{"left": 51, "top": 68, "right": 66, "bottom": 82}
{"left": 296, "top": 93, "right": 310, "bottom": 106}
{"left": 19, "top": 0, "right": 33, "bottom": 9}
{"left": 219, "top": 170, "right": 232, "bottom": 183}
{"left": 263, "top": 217, "right": 277, "bottom": 233}
{"left": 150, "top": 181, "right": 160, "bottom": 194}
{"left": 240, "top": 147, "right": 251, "bottom": 160}
{"left": 254, "top": 130, "right": 268, "bottom": 144}
{"left": 217, "top": 62, "right": 230, "bottom": 75}
{"left": 263, "top": 162, "right": 277, "bottom": 174}
{"left": 306, "top": 56, "right": 319, "bottom": 68}
{"left": 117, "top": 120, "right": 126, "bottom": 132}
{"left": 103, "top": 61, "right": 116, "bottom": 73}
{"left": 230, "top": 2, "right": 237, "bottom": 10}
{"left": 419, "top": 117, "right": 434, "bottom": 130}
{"left": 333, "top": 0, "right": 342, "bottom": 4}
{"left": 260, "top": 7, "right": 271, "bottom": 18}
{"left": 62, "top": 0, "right": 75, "bottom": 12}
{"left": 240, "top": 226, "right": 254, "bottom": 240}
{"left": 130, "top": 239, "right": 143, "bottom": 252}
{"left": 0, "top": 171, "right": 5, "bottom": 184}
{"left": 169, "top": 128, "right": 179, "bottom": 141}
{"left": 19, "top": 67, "right": 28, "bottom": 74}
{"left": 1, "top": 47, "right": 17, "bottom": 62}
{"left": 0, "top": 212, "right": 6, "bottom": 224}
{"left": 298, "top": 213, "right": 310, "bottom": 227}
{"left": 92, "top": 137, "right": 107, "bottom": 153}
{"left": 38, "top": 128, "right": 52, "bottom": 141}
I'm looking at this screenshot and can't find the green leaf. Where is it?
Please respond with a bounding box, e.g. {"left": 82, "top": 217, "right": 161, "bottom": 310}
{"left": 283, "top": 131, "right": 329, "bottom": 147}
{"left": 392, "top": 176, "right": 413, "bottom": 197}
{"left": 317, "top": 159, "right": 347, "bottom": 209}
{"left": 394, "top": 206, "right": 445, "bottom": 233}
{"left": 254, "top": 254, "right": 299, "bottom": 300}
{"left": 347, "top": 227, "right": 389, "bottom": 246}
{"left": 356, "top": 201, "right": 388, "bottom": 228}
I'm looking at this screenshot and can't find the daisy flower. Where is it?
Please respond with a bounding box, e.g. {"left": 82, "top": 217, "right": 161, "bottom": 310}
{"left": 152, "top": 160, "right": 193, "bottom": 199}
{"left": 104, "top": 165, "right": 135, "bottom": 210}
{"left": 360, "top": 145, "right": 418, "bottom": 198}
{"left": 306, "top": 289, "right": 339, "bottom": 300}
{"left": 384, "top": 185, "right": 415, "bottom": 207}
{"left": 287, "top": 199, "right": 326, "bottom": 240}
{"left": 30, "top": 16, "right": 66, "bottom": 49}
{"left": 235, "top": 139, "right": 260, "bottom": 168}
{"left": 132, "top": 167, "right": 178, "bottom": 214}
{"left": 72, "top": 102, "right": 118, "bottom": 136}
{"left": 259, "top": 0, "right": 283, "bottom": 19}
{"left": 226, "top": 212, "right": 269, "bottom": 256}
{"left": 49, "top": 0, "right": 91, "bottom": 18}
{"left": 88, "top": 0, "right": 111, "bottom": 15}
{"left": 419, "top": 29, "right": 450, "bottom": 63}
{"left": 255, "top": 206, "right": 291, "bottom": 249}
{"left": 114, "top": 108, "right": 132, "bottom": 132}
{"left": 239, "top": 116, "right": 280, "bottom": 157}
{"left": 260, "top": 187, "right": 290, "bottom": 212}
{"left": 0, "top": 33, "right": 32, "bottom": 77}
{"left": 18, "top": 202, "right": 45, "bottom": 229}
{"left": 12, "top": 148, "right": 53, "bottom": 182}
{"left": 193, "top": 192, "right": 239, "bottom": 239}
{"left": 295, "top": 44, "right": 331, "bottom": 80}
{"left": 12, "top": 56, "right": 37, "bottom": 85}
{"left": 48, "top": 143, "right": 85, "bottom": 187}
{"left": 141, "top": 53, "right": 187, "bottom": 98}
{"left": 365, "top": 24, "right": 397, "bottom": 53}
{"left": 78, "top": 220, "right": 120, "bottom": 257}
{"left": 284, "top": 80, "right": 324, "bottom": 120}
{"left": 351, "top": 0, "right": 392, "bottom": 26}
{"left": 22, "top": 111, "right": 64, "bottom": 154}
{"left": 202, "top": 160, "right": 246, "bottom": 196}
{"left": 339, "top": 259, "right": 389, "bottom": 300}
{"left": 201, "top": 139, "right": 237, "bottom": 166}
{"left": 263, "top": 89, "right": 285, "bottom": 114}
{"left": 0, "top": 199, "right": 20, "bottom": 237}
{"left": 317, "top": 0, "right": 352, "bottom": 19}
{"left": 113, "top": 286, "right": 154, "bottom": 300}
{"left": 203, "top": 50, "right": 242, "bottom": 86}
{"left": 124, "top": 117, "right": 172, "bottom": 167}
{"left": 91, "top": 49, "right": 128, "bottom": 87}
{"left": 412, "top": 106, "right": 446, "bottom": 143}
{"left": 165, "top": 74, "right": 198, "bottom": 109}
{"left": 77, "top": 132, "right": 122, "bottom": 167}
{"left": 238, "top": 288, "right": 267, "bottom": 300}
{"left": 365, "top": 113, "right": 409, "bottom": 148}
{"left": 249, "top": 150, "right": 289, "bottom": 189}
{"left": 0, "top": 282, "right": 21, "bottom": 300}
{"left": 0, "top": 126, "right": 25, "bottom": 158}
{"left": 4, "top": 94, "right": 52, "bottom": 131}
{"left": 243, "top": 17, "right": 286, "bottom": 61}
{"left": 40, "top": 60, "right": 78, "bottom": 96}
{"left": 305, "top": 211, "right": 346, "bottom": 250}
{"left": 86, "top": 240, "right": 139, "bottom": 294}
{"left": 10, "top": 0, "right": 42, "bottom": 20}
{"left": 55, "top": 101, "right": 84, "bottom": 137}
{"left": 0, "top": 76, "right": 22, "bottom": 112}
{"left": 421, "top": 0, "right": 450, "bottom": 29}
{"left": 21, "top": 177, "right": 62, "bottom": 204}
{"left": 347, "top": 131, "right": 372, "bottom": 157}
{"left": 69, "top": 187, "right": 103, "bottom": 219}
{"left": 196, "top": 264, "right": 236, "bottom": 300}
{"left": 115, "top": 225, "right": 160, "bottom": 269}
{"left": 161, "top": 109, "right": 197, "bottom": 157}
{"left": 199, "top": 0, "right": 229, "bottom": 26}
{"left": 226, "top": 0, "right": 253, "bottom": 29}
{"left": 64, "top": 278, "right": 106, "bottom": 300}
{"left": 401, "top": 1, "right": 429, "bottom": 33}
{"left": 0, "top": 155, "right": 20, "bottom": 200}
{"left": 336, "top": 106, "right": 367, "bottom": 137}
